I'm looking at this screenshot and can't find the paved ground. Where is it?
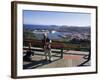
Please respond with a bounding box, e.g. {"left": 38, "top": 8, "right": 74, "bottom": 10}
{"left": 23, "top": 49, "right": 90, "bottom": 69}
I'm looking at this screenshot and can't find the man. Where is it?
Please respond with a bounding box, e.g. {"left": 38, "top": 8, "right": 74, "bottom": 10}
{"left": 42, "top": 32, "right": 52, "bottom": 61}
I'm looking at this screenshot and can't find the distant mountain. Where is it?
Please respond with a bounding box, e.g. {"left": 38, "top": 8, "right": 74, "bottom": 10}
{"left": 57, "top": 26, "right": 90, "bottom": 33}
{"left": 23, "top": 24, "right": 90, "bottom": 33}
{"left": 23, "top": 24, "right": 59, "bottom": 31}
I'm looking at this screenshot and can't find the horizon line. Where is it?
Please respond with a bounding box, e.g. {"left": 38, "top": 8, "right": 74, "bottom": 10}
{"left": 23, "top": 24, "right": 91, "bottom": 27}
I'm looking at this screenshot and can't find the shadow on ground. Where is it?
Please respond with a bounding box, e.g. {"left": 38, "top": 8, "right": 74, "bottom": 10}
{"left": 23, "top": 57, "right": 61, "bottom": 69}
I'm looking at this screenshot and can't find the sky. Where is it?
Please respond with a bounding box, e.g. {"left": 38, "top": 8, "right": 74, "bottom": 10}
{"left": 23, "top": 10, "right": 91, "bottom": 27}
